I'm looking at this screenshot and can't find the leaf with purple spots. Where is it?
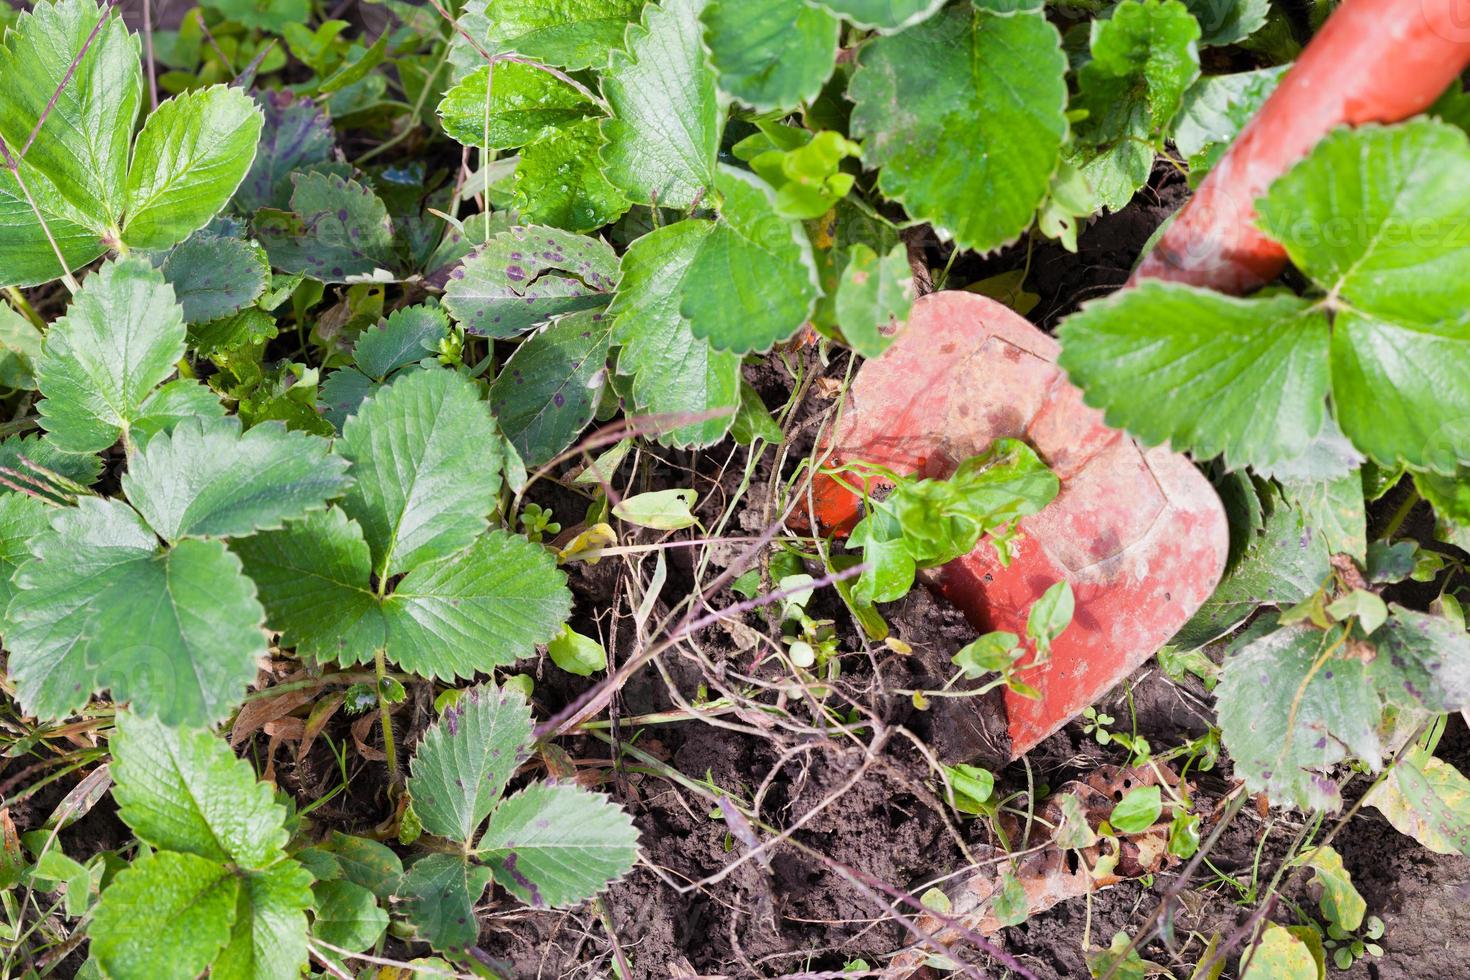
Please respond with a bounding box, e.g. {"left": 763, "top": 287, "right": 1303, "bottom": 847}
{"left": 1368, "top": 606, "right": 1470, "bottom": 713}
{"left": 490, "top": 310, "right": 613, "bottom": 466}
{"left": 477, "top": 782, "right": 639, "bottom": 908}
{"left": 158, "top": 231, "right": 271, "bottom": 325}
{"left": 1216, "top": 624, "right": 1381, "bottom": 812}
{"left": 395, "top": 853, "right": 492, "bottom": 953}
{"left": 237, "top": 91, "right": 337, "bottom": 213}
{"left": 442, "top": 225, "right": 618, "bottom": 338}
{"left": 1366, "top": 745, "right": 1470, "bottom": 856}
{"left": 254, "top": 172, "right": 398, "bottom": 284}
{"left": 408, "top": 685, "right": 533, "bottom": 844}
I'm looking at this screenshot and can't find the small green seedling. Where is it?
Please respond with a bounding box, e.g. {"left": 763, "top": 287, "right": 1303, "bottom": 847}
{"left": 1325, "top": 914, "right": 1385, "bottom": 971}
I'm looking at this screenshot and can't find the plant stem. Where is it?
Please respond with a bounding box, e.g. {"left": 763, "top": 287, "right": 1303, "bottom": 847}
{"left": 3, "top": 287, "right": 44, "bottom": 330}
{"left": 1382, "top": 487, "right": 1420, "bottom": 540}
{"left": 374, "top": 647, "right": 400, "bottom": 787}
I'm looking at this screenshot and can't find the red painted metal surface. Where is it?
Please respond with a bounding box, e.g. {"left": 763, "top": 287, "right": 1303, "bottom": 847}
{"left": 1132, "top": 0, "right": 1470, "bottom": 293}
{"left": 811, "top": 292, "right": 1228, "bottom": 756}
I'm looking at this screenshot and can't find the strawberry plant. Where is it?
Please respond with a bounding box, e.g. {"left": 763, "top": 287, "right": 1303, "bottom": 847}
{"left": 1, "top": 0, "right": 1469, "bottom": 976}
{"left": 398, "top": 685, "right": 637, "bottom": 952}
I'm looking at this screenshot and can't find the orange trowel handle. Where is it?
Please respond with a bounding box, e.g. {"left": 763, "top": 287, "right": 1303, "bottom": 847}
{"left": 1132, "top": 0, "right": 1470, "bottom": 294}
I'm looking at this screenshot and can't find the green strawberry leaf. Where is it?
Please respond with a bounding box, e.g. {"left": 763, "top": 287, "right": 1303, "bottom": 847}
{"left": 1058, "top": 283, "right": 1331, "bottom": 472}
{"left": 600, "top": 0, "right": 722, "bottom": 209}
{"left": 437, "top": 62, "right": 598, "bottom": 150}
{"left": 491, "top": 310, "right": 613, "bottom": 466}
{"left": 674, "top": 166, "right": 820, "bottom": 353}
{"left": 103, "top": 715, "right": 312, "bottom": 980}
{"left": 0, "top": 164, "right": 107, "bottom": 289}
{"left": 319, "top": 368, "right": 381, "bottom": 433}
{"left": 254, "top": 171, "right": 398, "bottom": 283}
{"left": 121, "top": 417, "right": 351, "bottom": 543}
{"left": 203, "top": 0, "right": 310, "bottom": 32}
{"left": 408, "top": 685, "right": 533, "bottom": 844}
{"left": 309, "top": 879, "right": 388, "bottom": 956}
{"left": 1216, "top": 625, "right": 1380, "bottom": 812}
{"left": 0, "top": 433, "right": 102, "bottom": 496}
{"left": 443, "top": 225, "right": 618, "bottom": 338}
{"left": 320, "top": 832, "right": 404, "bottom": 900}
{"left": 0, "top": 494, "right": 50, "bottom": 611}
{"left": 340, "top": 368, "right": 504, "bottom": 578}
{"left": 396, "top": 853, "right": 492, "bottom": 953}
{"left": 158, "top": 232, "right": 271, "bottom": 324}
{"left": 1329, "top": 313, "right": 1470, "bottom": 477}
{"left": 237, "top": 91, "right": 336, "bottom": 213}
{"left": 190, "top": 308, "right": 279, "bottom": 359}
{"left": 1171, "top": 65, "right": 1285, "bottom": 184}
{"left": 811, "top": 0, "right": 944, "bottom": 31}
{"left": 214, "top": 862, "right": 314, "bottom": 980}
{"left": 1416, "top": 466, "right": 1470, "bottom": 538}
{"left": 608, "top": 219, "right": 741, "bottom": 448}
{"left": 381, "top": 530, "right": 573, "bottom": 679}
{"left": 0, "top": 301, "right": 42, "bottom": 389}
{"left": 1255, "top": 121, "right": 1470, "bottom": 473}
{"left": 477, "top": 782, "right": 639, "bottom": 908}
{"left": 1070, "top": 0, "right": 1201, "bottom": 210}
{"left": 7, "top": 496, "right": 267, "bottom": 725}
{"left": 482, "top": 0, "right": 645, "bottom": 70}
{"left": 0, "top": 3, "right": 262, "bottom": 284}
{"left": 229, "top": 506, "right": 385, "bottom": 666}
{"left": 354, "top": 305, "right": 448, "bottom": 379}
{"left": 121, "top": 85, "right": 264, "bottom": 251}
{"left": 702, "top": 0, "right": 840, "bottom": 112}
{"left": 236, "top": 512, "right": 572, "bottom": 679}
{"left": 111, "top": 712, "right": 292, "bottom": 868}
{"left": 834, "top": 242, "right": 914, "bottom": 358}
{"left": 0, "top": 0, "right": 140, "bottom": 237}
{"left": 1256, "top": 121, "right": 1470, "bottom": 321}
{"left": 35, "top": 257, "right": 187, "bottom": 453}
{"left": 89, "top": 851, "right": 240, "bottom": 980}
{"left": 514, "top": 117, "right": 631, "bottom": 233}
{"left": 321, "top": 306, "right": 450, "bottom": 431}
{"left": 1254, "top": 414, "right": 1364, "bottom": 485}
{"left": 131, "top": 379, "right": 228, "bottom": 449}
{"left": 848, "top": 3, "right": 1067, "bottom": 252}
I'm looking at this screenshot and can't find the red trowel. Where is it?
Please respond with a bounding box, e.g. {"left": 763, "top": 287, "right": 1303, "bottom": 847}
{"left": 811, "top": 292, "right": 1229, "bottom": 758}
